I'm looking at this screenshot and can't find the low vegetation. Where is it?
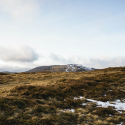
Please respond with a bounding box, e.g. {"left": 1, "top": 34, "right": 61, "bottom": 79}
{"left": 0, "top": 67, "right": 125, "bottom": 124}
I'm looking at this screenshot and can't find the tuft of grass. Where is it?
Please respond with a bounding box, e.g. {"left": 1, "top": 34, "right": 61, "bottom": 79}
{"left": 93, "top": 106, "right": 117, "bottom": 117}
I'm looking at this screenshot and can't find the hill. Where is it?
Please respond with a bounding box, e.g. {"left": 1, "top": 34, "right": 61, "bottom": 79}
{"left": 0, "top": 66, "right": 125, "bottom": 124}
{"left": 27, "top": 64, "right": 95, "bottom": 72}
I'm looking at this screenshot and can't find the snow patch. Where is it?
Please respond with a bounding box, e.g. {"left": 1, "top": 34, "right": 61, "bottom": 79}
{"left": 117, "top": 122, "right": 124, "bottom": 125}
{"left": 65, "top": 64, "right": 93, "bottom": 72}
{"left": 60, "top": 109, "right": 75, "bottom": 113}
{"left": 74, "top": 96, "right": 125, "bottom": 113}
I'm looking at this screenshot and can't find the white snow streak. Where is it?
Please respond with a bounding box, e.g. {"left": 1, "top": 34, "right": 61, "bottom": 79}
{"left": 65, "top": 64, "right": 92, "bottom": 72}
{"left": 74, "top": 96, "right": 125, "bottom": 113}
{"left": 60, "top": 96, "right": 125, "bottom": 114}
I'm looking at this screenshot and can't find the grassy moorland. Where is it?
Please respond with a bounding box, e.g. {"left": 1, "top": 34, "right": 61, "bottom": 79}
{"left": 0, "top": 67, "right": 125, "bottom": 125}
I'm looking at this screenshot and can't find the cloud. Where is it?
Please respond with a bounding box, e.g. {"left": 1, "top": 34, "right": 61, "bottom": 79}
{"left": 49, "top": 53, "right": 125, "bottom": 69}
{"left": 0, "top": 0, "right": 39, "bottom": 22}
{"left": 0, "top": 50, "right": 125, "bottom": 71}
{"left": 87, "top": 56, "right": 125, "bottom": 68}
{"left": 77, "top": 56, "right": 125, "bottom": 69}
{"left": 50, "top": 53, "right": 66, "bottom": 63}
{"left": 0, "top": 45, "right": 39, "bottom": 62}
{"left": 49, "top": 53, "right": 75, "bottom": 64}
{"left": 0, "top": 67, "right": 30, "bottom": 72}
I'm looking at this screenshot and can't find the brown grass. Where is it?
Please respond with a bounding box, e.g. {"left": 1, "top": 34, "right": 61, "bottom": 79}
{"left": 0, "top": 67, "right": 125, "bottom": 124}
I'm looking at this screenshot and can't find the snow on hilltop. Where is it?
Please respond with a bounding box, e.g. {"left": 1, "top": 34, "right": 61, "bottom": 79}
{"left": 65, "top": 64, "right": 93, "bottom": 72}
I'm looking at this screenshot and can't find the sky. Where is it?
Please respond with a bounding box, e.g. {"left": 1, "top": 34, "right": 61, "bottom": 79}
{"left": 0, "top": 0, "right": 125, "bottom": 72}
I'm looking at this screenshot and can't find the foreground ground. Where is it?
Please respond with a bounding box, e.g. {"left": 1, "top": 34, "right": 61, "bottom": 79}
{"left": 0, "top": 67, "right": 125, "bottom": 125}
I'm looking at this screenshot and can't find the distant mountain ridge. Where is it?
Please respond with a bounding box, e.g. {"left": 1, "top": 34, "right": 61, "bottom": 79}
{"left": 27, "top": 64, "right": 95, "bottom": 72}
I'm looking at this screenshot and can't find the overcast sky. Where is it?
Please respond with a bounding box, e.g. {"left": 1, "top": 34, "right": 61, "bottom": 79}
{"left": 0, "top": 0, "right": 125, "bottom": 72}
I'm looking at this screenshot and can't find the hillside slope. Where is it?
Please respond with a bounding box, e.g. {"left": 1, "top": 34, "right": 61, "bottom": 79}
{"left": 0, "top": 66, "right": 125, "bottom": 124}
{"left": 27, "top": 64, "right": 95, "bottom": 72}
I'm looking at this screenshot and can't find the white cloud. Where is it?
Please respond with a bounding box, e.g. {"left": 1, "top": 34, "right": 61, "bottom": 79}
{"left": 0, "top": 0, "right": 39, "bottom": 22}
{"left": 49, "top": 53, "right": 69, "bottom": 64}
{"left": 0, "top": 45, "right": 39, "bottom": 62}
{"left": 0, "top": 52, "right": 125, "bottom": 72}
{"left": 48, "top": 53, "right": 125, "bottom": 69}
{"left": 78, "top": 56, "right": 125, "bottom": 69}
